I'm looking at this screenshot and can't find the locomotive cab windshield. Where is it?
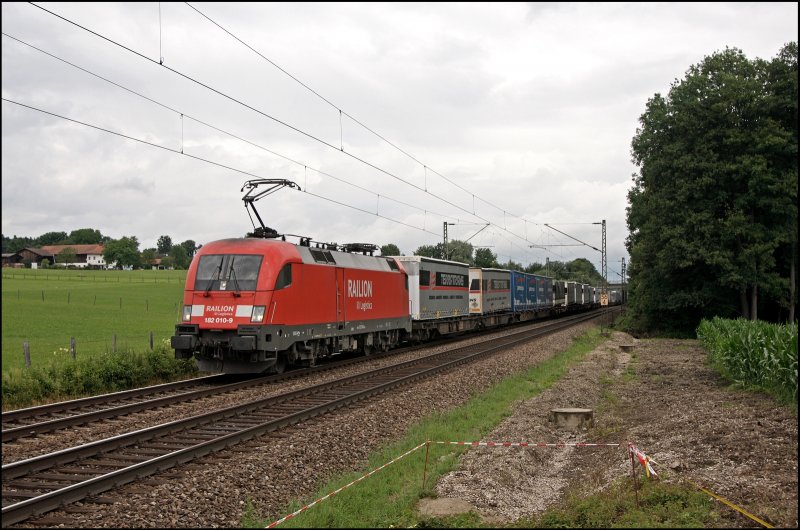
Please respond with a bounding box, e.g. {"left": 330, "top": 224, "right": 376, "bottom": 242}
{"left": 194, "top": 254, "right": 263, "bottom": 292}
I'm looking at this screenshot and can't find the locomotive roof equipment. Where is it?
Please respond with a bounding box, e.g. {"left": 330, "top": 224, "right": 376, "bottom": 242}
{"left": 240, "top": 178, "right": 301, "bottom": 239}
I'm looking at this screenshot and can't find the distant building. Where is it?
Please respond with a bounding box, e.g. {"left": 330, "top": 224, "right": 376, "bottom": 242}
{"left": 1, "top": 253, "right": 24, "bottom": 267}
{"left": 6, "top": 244, "right": 107, "bottom": 268}
{"left": 39, "top": 244, "right": 107, "bottom": 268}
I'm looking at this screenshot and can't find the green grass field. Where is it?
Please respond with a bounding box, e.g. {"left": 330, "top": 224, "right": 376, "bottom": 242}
{"left": 2, "top": 269, "right": 187, "bottom": 374}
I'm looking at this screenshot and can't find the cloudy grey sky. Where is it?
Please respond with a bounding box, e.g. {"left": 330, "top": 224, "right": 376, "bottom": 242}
{"left": 2, "top": 2, "right": 797, "bottom": 279}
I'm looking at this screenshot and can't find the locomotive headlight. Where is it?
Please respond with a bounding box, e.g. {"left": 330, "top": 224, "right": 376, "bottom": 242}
{"left": 182, "top": 305, "right": 192, "bottom": 322}
{"left": 251, "top": 306, "right": 266, "bottom": 323}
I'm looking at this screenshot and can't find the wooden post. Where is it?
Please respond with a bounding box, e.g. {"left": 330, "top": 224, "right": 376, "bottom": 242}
{"left": 70, "top": 337, "right": 76, "bottom": 359}
{"left": 94, "top": 294, "right": 97, "bottom": 305}
{"left": 23, "top": 341, "right": 31, "bottom": 367}
{"left": 119, "top": 297, "right": 122, "bottom": 309}
{"left": 41, "top": 290, "right": 45, "bottom": 301}
{"left": 629, "top": 445, "right": 640, "bottom": 508}
{"left": 149, "top": 331, "right": 154, "bottom": 351}
{"left": 422, "top": 440, "right": 431, "bottom": 490}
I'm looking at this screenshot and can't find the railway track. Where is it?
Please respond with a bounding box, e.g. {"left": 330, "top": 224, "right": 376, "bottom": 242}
{"left": 1, "top": 309, "right": 593, "bottom": 443}
{"left": 1, "top": 308, "right": 618, "bottom": 526}
{"left": 2, "top": 336, "right": 471, "bottom": 443}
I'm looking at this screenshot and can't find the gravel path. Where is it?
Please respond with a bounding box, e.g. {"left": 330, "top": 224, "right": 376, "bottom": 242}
{"left": 430, "top": 332, "right": 798, "bottom": 528}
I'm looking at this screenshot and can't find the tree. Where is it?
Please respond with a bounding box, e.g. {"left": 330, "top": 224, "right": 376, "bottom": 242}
{"left": 414, "top": 244, "right": 440, "bottom": 259}
{"left": 499, "top": 259, "right": 524, "bottom": 272}
{"left": 474, "top": 248, "right": 498, "bottom": 268}
{"left": 444, "top": 240, "right": 474, "bottom": 264}
{"left": 68, "top": 228, "right": 104, "bottom": 245}
{"left": 170, "top": 244, "right": 190, "bottom": 269}
{"left": 103, "top": 236, "right": 141, "bottom": 269}
{"left": 567, "top": 258, "right": 604, "bottom": 285}
{"left": 56, "top": 247, "right": 77, "bottom": 266}
{"left": 36, "top": 231, "right": 68, "bottom": 246}
{"left": 157, "top": 235, "right": 173, "bottom": 255}
{"left": 380, "top": 243, "right": 401, "bottom": 256}
{"left": 141, "top": 248, "right": 157, "bottom": 266}
{"left": 626, "top": 43, "right": 798, "bottom": 332}
{"left": 180, "top": 239, "right": 199, "bottom": 258}
{"left": 2, "top": 234, "right": 35, "bottom": 253}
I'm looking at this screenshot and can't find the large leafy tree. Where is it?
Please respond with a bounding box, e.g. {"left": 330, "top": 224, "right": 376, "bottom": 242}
{"left": 103, "top": 236, "right": 141, "bottom": 269}
{"left": 380, "top": 243, "right": 401, "bottom": 256}
{"left": 170, "top": 244, "right": 190, "bottom": 269}
{"left": 56, "top": 247, "right": 77, "bottom": 265}
{"left": 157, "top": 235, "right": 173, "bottom": 255}
{"left": 36, "top": 231, "right": 68, "bottom": 246}
{"left": 180, "top": 239, "right": 199, "bottom": 258}
{"left": 474, "top": 247, "right": 498, "bottom": 268}
{"left": 2, "top": 234, "right": 35, "bottom": 253}
{"left": 445, "top": 240, "right": 474, "bottom": 264}
{"left": 68, "top": 228, "right": 104, "bottom": 245}
{"left": 413, "top": 244, "right": 441, "bottom": 259}
{"left": 627, "top": 43, "right": 797, "bottom": 332}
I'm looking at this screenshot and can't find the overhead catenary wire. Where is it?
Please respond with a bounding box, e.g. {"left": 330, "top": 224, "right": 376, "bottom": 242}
{"left": 21, "top": 2, "right": 602, "bottom": 264}
{"left": 26, "top": 2, "right": 492, "bottom": 229}
{"left": 1, "top": 31, "right": 467, "bottom": 229}
{"left": 1, "top": 97, "right": 443, "bottom": 238}
{"left": 183, "top": 2, "right": 551, "bottom": 240}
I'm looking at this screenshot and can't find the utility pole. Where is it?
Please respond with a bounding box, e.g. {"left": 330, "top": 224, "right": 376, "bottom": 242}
{"left": 602, "top": 219, "right": 607, "bottom": 293}
{"left": 620, "top": 256, "right": 626, "bottom": 303}
{"left": 591, "top": 220, "right": 607, "bottom": 292}
{"left": 443, "top": 222, "right": 455, "bottom": 260}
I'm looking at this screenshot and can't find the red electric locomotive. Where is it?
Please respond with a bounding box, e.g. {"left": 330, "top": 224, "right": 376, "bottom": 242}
{"left": 171, "top": 237, "right": 411, "bottom": 373}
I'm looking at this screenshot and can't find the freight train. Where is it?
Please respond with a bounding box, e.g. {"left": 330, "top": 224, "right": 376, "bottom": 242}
{"left": 171, "top": 236, "right": 614, "bottom": 374}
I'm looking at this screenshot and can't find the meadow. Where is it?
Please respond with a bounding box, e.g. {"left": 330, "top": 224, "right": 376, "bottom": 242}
{"left": 2, "top": 268, "right": 187, "bottom": 374}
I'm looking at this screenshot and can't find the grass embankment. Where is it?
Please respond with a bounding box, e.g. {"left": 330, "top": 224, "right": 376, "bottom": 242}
{"left": 697, "top": 317, "right": 798, "bottom": 407}
{"left": 244, "top": 327, "right": 715, "bottom": 528}
{"left": 2, "top": 269, "right": 186, "bottom": 373}
{"left": 2, "top": 269, "right": 196, "bottom": 410}
{"left": 1, "top": 342, "right": 198, "bottom": 410}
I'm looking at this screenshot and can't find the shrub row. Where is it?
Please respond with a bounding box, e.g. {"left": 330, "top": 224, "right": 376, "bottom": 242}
{"left": 2, "top": 344, "right": 198, "bottom": 410}
{"left": 696, "top": 317, "right": 798, "bottom": 403}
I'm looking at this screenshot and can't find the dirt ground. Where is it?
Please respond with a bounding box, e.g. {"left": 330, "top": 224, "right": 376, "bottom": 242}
{"left": 423, "top": 331, "right": 798, "bottom": 528}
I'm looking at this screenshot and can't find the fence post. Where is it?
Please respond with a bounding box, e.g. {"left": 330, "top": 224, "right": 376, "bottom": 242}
{"left": 41, "top": 290, "right": 45, "bottom": 302}
{"left": 119, "top": 297, "right": 122, "bottom": 309}
{"left": 150, "top": 331, "right": 154, "bottom": 350}
{"left": 23, "top": 341, "right": 31, "bottom": 367}
{"left": 70, "top": 337, "right": 76, "bottom": 359}
{"left": 113, "top": 334, "right": 117, "bottom": 353}
{"left": 94, "top": 294, "right": 97, "bottom": 305}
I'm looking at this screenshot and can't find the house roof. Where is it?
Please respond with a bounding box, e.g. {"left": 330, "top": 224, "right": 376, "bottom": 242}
{"left": 39, "top": 244, "right": 105, "bottom": 255}
{"left": 20, "top": 247, "right": 55, "bottom": 257}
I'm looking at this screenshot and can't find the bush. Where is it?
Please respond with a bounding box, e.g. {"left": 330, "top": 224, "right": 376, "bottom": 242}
{"left": 1, "top": 343, "right": 197, "bottom": 410}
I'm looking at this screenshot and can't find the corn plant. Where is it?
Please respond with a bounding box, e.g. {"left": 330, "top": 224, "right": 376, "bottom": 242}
{"left": 697, "top": 317, "right": 798, "bottom": 404}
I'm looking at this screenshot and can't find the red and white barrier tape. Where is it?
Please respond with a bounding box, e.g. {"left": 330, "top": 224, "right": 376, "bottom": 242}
{"left": 266, "top": 441, "right": 427, "bottom": 528}
{"left": 264, "top": 438, "right": 774, "bottom": 529}
{"left": 432, "top": 440, "right": 621, "bottom": 447}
